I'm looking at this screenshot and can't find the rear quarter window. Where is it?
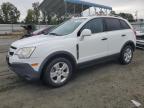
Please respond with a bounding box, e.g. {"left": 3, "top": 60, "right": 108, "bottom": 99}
{"left": 119, "top": 20, "right": 131, "bottom": 29}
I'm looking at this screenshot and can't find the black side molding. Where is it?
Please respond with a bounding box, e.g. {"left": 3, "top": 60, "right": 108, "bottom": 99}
{"left": 77, "top": 53, "right": 120, "bottom": 69}
{"left": 76, "top": 44, "right": 79, "bottom": 60}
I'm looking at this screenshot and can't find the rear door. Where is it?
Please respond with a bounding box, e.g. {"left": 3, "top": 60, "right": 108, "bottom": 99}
{"left": 104, "top": 18, "right": 131, "bottom": 55}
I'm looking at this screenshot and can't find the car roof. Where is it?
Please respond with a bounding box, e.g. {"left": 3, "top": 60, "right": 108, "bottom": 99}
{"left": 73, "top": 16, "right": 126, "bottom": 21}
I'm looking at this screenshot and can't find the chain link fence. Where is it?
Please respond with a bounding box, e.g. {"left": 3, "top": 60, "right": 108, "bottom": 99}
{"left": 0, "top": 22, "right": 144, "bottom": 35}
{"left": 131, "top": 22, "right": 144, "bottom": 32}
{"left": 0, "top": 24, "right": 50, "bottom": 35}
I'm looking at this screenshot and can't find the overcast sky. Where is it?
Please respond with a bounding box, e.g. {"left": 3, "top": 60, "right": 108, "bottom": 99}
{"left": 0, "top": 0, "right": 144, "bottom": 21}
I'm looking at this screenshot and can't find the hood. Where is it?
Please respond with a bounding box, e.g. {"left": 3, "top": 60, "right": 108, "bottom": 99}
{"left": 11, "top": 34, "right": 64, "bottom": 48}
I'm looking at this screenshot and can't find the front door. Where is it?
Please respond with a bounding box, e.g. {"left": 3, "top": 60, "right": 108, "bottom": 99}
{"left": 78, "top": 18, "right": 108, "bottom": 63}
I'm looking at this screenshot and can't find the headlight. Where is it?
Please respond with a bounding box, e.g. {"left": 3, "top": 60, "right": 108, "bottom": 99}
{"left": 15, "top": 47, "right": 36, "bottom": 59}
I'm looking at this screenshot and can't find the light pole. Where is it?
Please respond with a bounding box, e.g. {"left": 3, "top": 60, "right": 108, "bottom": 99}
{"left": 0, "top": 5, "right": 2, "bottom": 15}
{"left": 0, "top": 9, "right": 2, "bottom": 16}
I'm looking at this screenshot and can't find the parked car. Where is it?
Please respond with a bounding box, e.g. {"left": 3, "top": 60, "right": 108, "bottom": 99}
{"left": 6, "top": 16, "right": 136, "bottom": 87}
{"left": 135, "top": 27, "right": 144, "bottom": 49}
{"left": 32, "top": 26, "right": 56, "bottom": 36}
{"left": 136, "top": 29, "right": 144, "bottom": 37}
{"left": 21, "top": 26, "right": 55, "bottom": 38}
{"left": 136, "top": 39, "right": 144, "bottom": 49}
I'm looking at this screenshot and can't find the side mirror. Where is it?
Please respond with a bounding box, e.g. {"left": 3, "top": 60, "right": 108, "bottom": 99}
{"left": 80, "top": 29, "right": 92, "bottom": 40}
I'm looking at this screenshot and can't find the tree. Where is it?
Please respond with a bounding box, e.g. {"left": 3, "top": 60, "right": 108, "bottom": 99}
{"left": 118, "top": 13, "right": 134, "bottom": 22}
{"left": 110, "top": 11, "right": 117, "bottom": 16}
{"left": 0, "top": 9, "right": 4, "bottom": 23}
{"left": 24, "top": 2, "right": 40, "bottom": 24}
{"left": 47, "top": 15, "right": 52, "bottom": 24}
{"left": 41, "top": 11, "right": 47, "bottom": 24}
{"left": 32, "top": 2, "right": 40, "bottom": 24}
{"left": 139, "top": 19, "right": 144, "bottom": 22}
{"left": 1, "top": 2, "right": 20, "bottom": 23}
{"left": 0, "top": 14, "right": 4, "bottom": 23}
{"left": 25, "top": 9, "right": 35, "bottom": 24}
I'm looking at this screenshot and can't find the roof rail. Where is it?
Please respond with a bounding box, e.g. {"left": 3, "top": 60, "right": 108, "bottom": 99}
{"left": 109, "top": 14, "right": 122, "bottom": 18}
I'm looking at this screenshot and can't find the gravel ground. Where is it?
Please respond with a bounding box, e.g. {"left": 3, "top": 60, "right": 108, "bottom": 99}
{"left": 0, "top": 39, "right": 16, "bottom": 46}
{"left": 0, "top": 39, "right": 17, "bottom": 52}
{"left": 0, "top": 42, "right": 144, "bottom": 108}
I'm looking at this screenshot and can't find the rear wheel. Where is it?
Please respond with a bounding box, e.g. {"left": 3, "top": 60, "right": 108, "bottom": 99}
{"left": 119, "top": 45, "right": 133, "bottom": 65}
{"left": 42, "top": 57, "right": 73, "bottom": 87}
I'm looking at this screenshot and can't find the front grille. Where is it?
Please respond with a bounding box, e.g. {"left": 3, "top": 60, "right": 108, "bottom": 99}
{"left": 9, "top": 52, "right": 14, "bottom": 56}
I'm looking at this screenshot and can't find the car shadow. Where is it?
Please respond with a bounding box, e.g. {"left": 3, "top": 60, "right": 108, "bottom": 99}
{"left": 72, "top": 60, "right": 118, "bottom": 80}
{"left": 26, "top": 59, "right": 118, "bottom": 89}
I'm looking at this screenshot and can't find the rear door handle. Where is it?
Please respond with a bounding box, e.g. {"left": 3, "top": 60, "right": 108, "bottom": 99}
{"left": 101, "top": 38, "right": 108, "bottom": 41}
{"left": 121, "top": 34, "right": 126, "bottom": 37}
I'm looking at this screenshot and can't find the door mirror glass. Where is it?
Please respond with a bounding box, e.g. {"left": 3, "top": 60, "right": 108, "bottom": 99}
{"left": 80, "top": 29, "right": 92, "bottom": 37}
{"left": 80, "top": 29, "right": 92, "bottom": 41}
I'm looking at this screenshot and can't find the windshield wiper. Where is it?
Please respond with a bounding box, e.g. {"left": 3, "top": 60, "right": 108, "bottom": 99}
{"left": 49, "top": 33, "right": 61, "bottom": 36}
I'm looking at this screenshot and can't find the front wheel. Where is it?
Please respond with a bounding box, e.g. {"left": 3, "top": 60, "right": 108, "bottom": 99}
{"left": 42, "top": 57, "right": 73, "bottom": 87}
{"left": 119, "top": 45, "right": 133, "bottom": 65}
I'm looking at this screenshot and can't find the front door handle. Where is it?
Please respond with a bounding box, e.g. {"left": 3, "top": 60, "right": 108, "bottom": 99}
{"left": 101, "top": 37, "right": 108, "bottom": 41}
{"left": 121, "top": 34, "right": 126, "bottom": 37}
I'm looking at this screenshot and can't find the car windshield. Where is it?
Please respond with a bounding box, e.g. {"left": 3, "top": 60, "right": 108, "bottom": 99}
{"left": 49, "top": 18, "right": 86, "bottom": 36}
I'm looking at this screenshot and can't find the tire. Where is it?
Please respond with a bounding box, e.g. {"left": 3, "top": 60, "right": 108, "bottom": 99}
{"left": 119, "top": 45, "right": 133, "bottom": 65}
{"left": 42, "top": 57, "right": 73, "bottom": 87}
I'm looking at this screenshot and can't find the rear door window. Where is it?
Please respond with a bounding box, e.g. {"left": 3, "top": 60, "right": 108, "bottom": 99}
{"left": 104, "top": 18, "right": 121, "bottom": 31}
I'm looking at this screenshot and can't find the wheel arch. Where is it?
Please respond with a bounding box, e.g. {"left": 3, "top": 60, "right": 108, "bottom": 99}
{"left": 39, "top": 51, "right": 77, "bottom": 79}
{"left": 121, "top": 41, "right": 136, "bottom": 52}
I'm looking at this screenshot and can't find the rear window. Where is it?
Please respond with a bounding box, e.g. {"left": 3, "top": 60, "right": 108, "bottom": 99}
{"left": 120, "top": 20, "right": 130, "bottom": 29}
{"left": 105, "top": 18, "right": 121, "bottom": 31}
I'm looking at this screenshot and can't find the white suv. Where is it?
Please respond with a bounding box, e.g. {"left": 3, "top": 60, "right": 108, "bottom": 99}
{"left": 6, "top": 16, "right": 136, "bottom": 87}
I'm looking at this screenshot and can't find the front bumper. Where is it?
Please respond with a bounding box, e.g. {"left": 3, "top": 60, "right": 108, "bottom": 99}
{"left": 6, "top": 56, "right": 40, "bottom": 81}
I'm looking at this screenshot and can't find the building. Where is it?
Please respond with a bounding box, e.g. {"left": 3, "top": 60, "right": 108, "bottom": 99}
{"left": 39, "top": 0, "right": 112, "bottom": 17}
